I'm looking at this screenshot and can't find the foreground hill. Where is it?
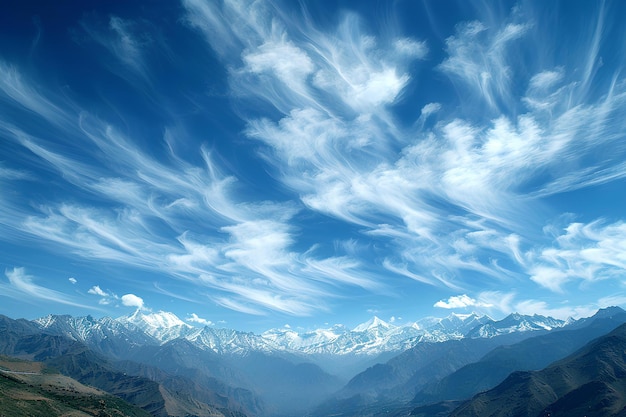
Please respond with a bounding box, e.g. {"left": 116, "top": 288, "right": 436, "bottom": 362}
{"left": 450, "top": 322, "right": 626, "bottom": 417}
{"left": 0, "top": 355, "right": 151, "bottom": 417}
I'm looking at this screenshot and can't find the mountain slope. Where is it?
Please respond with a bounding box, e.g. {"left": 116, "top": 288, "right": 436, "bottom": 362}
{"left": 34, "top": 314, "right": 158, "bottom": 359}
{"left": 414, "top": 306, "right": 626, "bottom": 406}
{"left": 0, "top": 315, "right": 251, "bottom": 417}
{"left": 128, "top": 337, "right": 339, "bottom": 416}
{"left": 450, "top": 322, "right": 626, "bottom": 417}
{"left": 315, "top": 331, "right": 538, "bottom": 417}
{"left": 0, "top": 355, "right": 151, "bottom": 417}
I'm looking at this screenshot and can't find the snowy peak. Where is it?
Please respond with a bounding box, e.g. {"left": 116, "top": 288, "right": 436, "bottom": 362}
{"left": 410, "top": 312, "right": 491, "bottom": 338}
{"left": 466, "top": 312, "right": 568, "bottom": 338}
{"left": 188, "top": 327, "right": 276, "bottom": 354}
{"left": 117, "top": 310, "right": 192, "bottom": 343}
{"left": 29, "top": 308, "right": 616, "bottom": 357}
{"left": 118, "top": 310, "right": 189, "bottom": 330}
{"left": 352, "top": 316, "right": 394, "bottom": 332}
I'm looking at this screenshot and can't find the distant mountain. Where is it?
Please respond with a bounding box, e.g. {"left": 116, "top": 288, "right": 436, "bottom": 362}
{"left": 31, "top": 310, "right": 570, "bottom": 359}
{"left": 315, "top": 311, "right": 607, "bottom": 417}
{"left": 315, "top": 331, "right": 538, "bottom": 417}
{"left": 318, "top": 313, "right": 571, "bottom": 399}
{"left": 465, "top": 312, "right": 567, "bottom": 338}
{"left": 188, "top": 326, "right": 277, "bottom": 354}
{"left": 449, "top": 321, "right": 626, "bottom": 417}
{"left": 413, "top": 306, "right": 626, "bottom": 406}
{"left": 417, "top": 313, "right": 493, "bottom": 339}
{"left": 261, "top": 312, "right": 530, "bottom": 356}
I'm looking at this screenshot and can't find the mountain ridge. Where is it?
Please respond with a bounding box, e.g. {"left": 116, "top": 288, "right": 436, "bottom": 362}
{"left": 449, "top": 320, "right": 626, "bottom": 417}
{"left": 32, "top": 309, "right": 571, "bottom": 357}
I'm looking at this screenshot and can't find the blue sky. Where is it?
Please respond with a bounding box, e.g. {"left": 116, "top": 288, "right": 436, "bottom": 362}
{"left": 1, "top": 0, "right": 625, "bottom": 332}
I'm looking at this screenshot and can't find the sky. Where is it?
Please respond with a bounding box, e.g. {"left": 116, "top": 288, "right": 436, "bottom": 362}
{"left": 1, "top": 0, "right": 625, "bottom": 333}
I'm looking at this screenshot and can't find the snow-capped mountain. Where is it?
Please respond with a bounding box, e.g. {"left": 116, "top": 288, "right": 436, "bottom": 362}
{"left": 186, "top": 326, "right": 277, "bottom": 354}
{"left": 262, "top": 313, "right": 494, "bottom": 355}
{"left": 465, "top": 313, "right": 568, "bottom": 338}
{"left": 116, "top": 310, "right": 193, "bottom": 342}
{"left": 261, "top": 324, "right": 349, "bottom": 354}
{"left": 33, "top": 313, "right": 157, "bottom": 358}
{"left": 409, "top": 312, "right": 494, "bottom": 342}
{"left": 32, "top": 310, "right": 573, "bottom": 358}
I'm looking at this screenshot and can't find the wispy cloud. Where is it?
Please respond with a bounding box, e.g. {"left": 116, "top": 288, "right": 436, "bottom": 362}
{"left": 194, "top": 0, "right": 626, "bottom": 296}
{"left": 526, "top": 220, "right": 626, "bottom": 292}
{"left": 440, "top": 19, "right": 529, "bottom": 111}
{"left": 1, "top": 62, "right": 383, "bottom": 316}
{"left": 88, "top": 285, "right": 108, "bottom": 297}
{"left": 1, "top": 1, "right": 625, "bottom": 321}
{"left": 0, "top": 267, "right": 95, "bottom": 309}
{"left": 87, "top": 285, "right": 119, "bottom": 305}
{"left": 79, "top": 15, "right": 151, "bottom": 79}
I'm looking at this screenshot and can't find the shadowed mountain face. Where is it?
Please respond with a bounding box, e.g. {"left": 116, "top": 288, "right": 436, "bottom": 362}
{"left": 314, "top": 331, "right": 542, "bottom": 416}
{"left": 449, "top": 322, "right": 626, "bottom": 417}
{"left": 413, "top": 307, "right": 626, "bottom": 406}
{"left": 126, "top": 338, "right": 341, "bottom": 416}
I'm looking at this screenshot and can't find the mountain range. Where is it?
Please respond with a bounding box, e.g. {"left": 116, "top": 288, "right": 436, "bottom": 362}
{"left": 2, "top": 307, "right": 625, "bottom": 417}
{"left": 33, "top": 310, "right": 569, "bottom": 357}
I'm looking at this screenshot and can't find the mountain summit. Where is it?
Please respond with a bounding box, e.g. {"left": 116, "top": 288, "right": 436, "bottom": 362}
{"left": 116, "top": 310, "right": 192, "bottom": 342}
{"left": 352, "top": 316, "right": 394, "bottom": 332}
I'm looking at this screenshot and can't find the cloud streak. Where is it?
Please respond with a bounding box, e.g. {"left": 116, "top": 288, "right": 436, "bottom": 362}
{"left": 0, "top": 268, "right": 95, "bottom": 309}
{"left": 1, "top": 0, "right": 625, "bottom": 323}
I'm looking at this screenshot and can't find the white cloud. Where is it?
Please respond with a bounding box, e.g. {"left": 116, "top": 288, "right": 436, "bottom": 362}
{"left": 420, "top": 102, "right": 441, "bottom": 118}
{"left": 87, "top": 285, "right": 118, "bottom": 305}
{"left": 439, "top": 20, "right": 529, "bottom": 109}
{"left": 394, "top": 38, "right": 428, "bottom": 58}
{"left": 528, "top": 68, "right": 564, "bottom": 91}
{"left": 243, "top": 39, "right": 315, "bottom": 90}
{"left": 187, "top": 313, "right": 214, "bottom": 326}
{"left": 87, "top": 285, "right": 108, "bottom": 297}
{"left": 121, "top": 293, "right": 144, "bottom": 309}
{"left": 68, "top": 277, "right": 77, "bottom": 284}
{"left": 527, "top": 220, "right": 626, "bottom": 292}
{"left": 434, "top": 294, "right": 493, "bottom": 309}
